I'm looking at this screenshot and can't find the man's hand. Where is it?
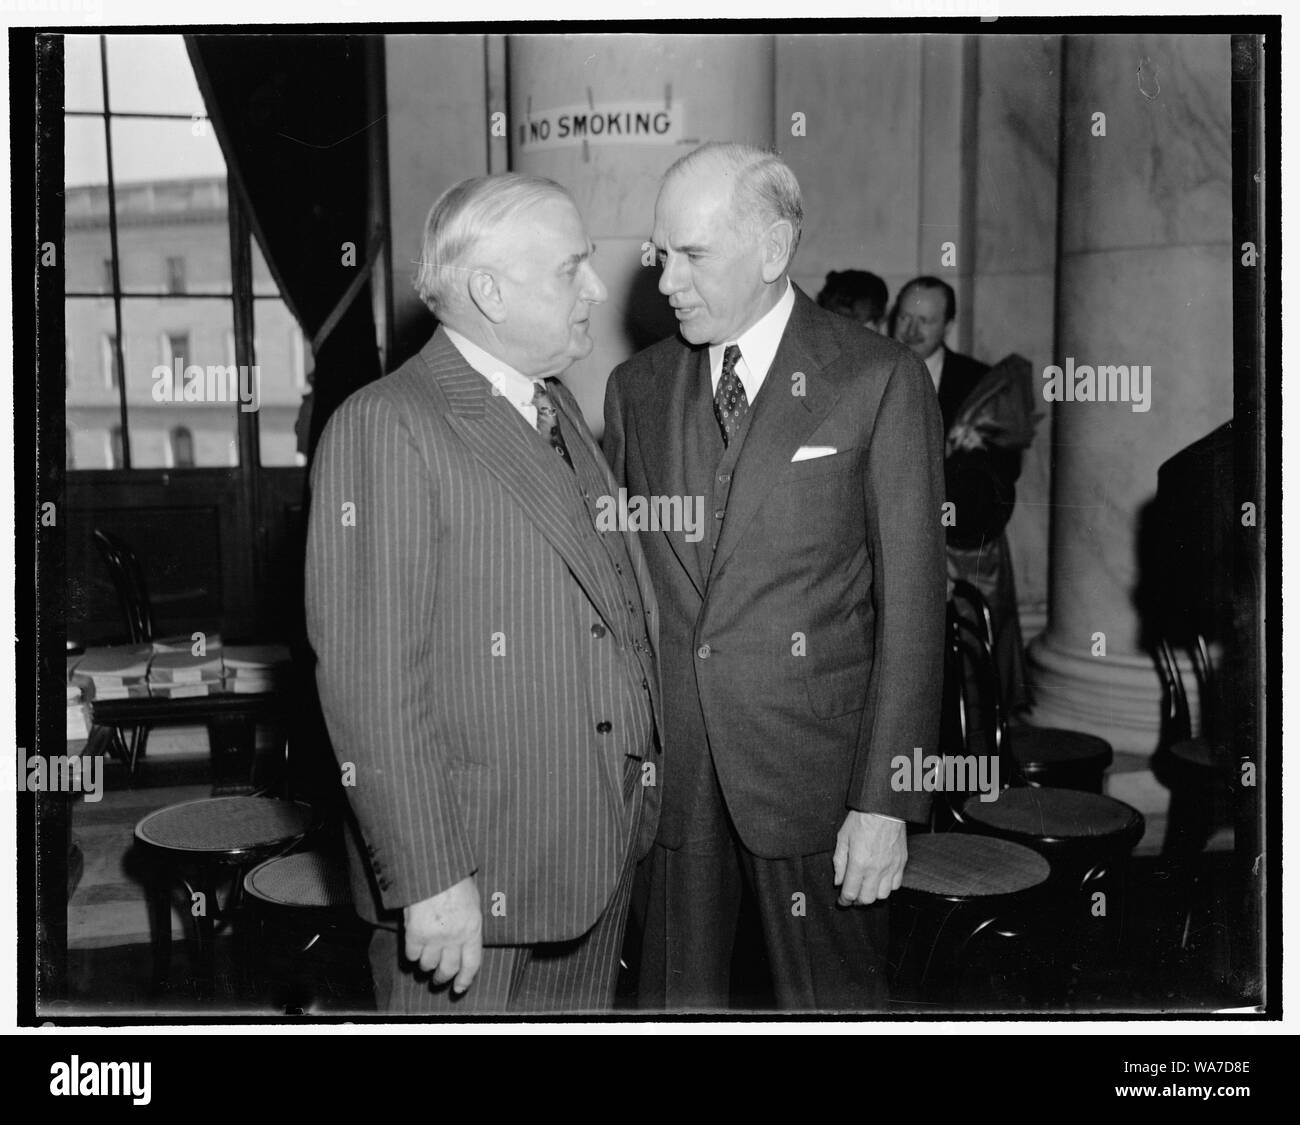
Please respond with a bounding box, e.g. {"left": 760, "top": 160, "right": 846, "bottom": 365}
{"left": 403, "top": 876, "right": 483, "bottom": 994}
{"left": 833, "top": 811, "right": 907, "bottom": 906}
{"left": 947, "top": 421, "right": 987, "bottom": 454}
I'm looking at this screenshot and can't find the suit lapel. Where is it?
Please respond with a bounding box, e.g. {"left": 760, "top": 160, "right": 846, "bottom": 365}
{"left": 708, "top": 289, "right": 844, "bottom": 581}
{"left": 553, "top": 383, "right": 665, "bottom": 735}
{"left": 634, "top": 342, "right": 708, "bottom": 599}
{"left": 420, "top": 330, "right": 624, "bottom": 632}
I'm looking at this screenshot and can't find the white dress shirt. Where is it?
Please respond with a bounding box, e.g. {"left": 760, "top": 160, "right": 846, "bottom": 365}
{"left": 924, "top": 345, "right": 947, "bottom": 393}
{"left": 708, "top": 279, "right": 796, "bottom": 402}
{"left": 443, "top": 325, "right": 542, "bottom": 427}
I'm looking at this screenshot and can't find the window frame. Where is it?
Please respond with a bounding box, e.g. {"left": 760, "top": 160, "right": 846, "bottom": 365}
{"left": 64, "top": 33, "right": 275, "bottom": 475}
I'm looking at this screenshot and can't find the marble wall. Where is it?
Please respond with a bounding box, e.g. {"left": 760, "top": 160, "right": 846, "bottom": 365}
{"left": 510, "top": 34, "right": 776, "bottom": 429}
{"left": 385, "top": 34, "right": 490, "bottom": 364}
{"left": 969, "top": 34, "right": 1064, "bottom": 627}
{"left": 380, "top": 33, "right": 1234, "bottom": 679}
{"left": 1026, "top": 33, "right": 1234, "bottom": 750}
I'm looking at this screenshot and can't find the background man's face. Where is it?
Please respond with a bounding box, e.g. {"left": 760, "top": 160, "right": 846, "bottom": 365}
{"left": 493, "top": 196, "right": 607, "bottom": 378}
{"left": 652, "top": 170, "right": 771, "bottom": 347}
{"left": 894, "top": 286, "right": 950, "bottom": 361}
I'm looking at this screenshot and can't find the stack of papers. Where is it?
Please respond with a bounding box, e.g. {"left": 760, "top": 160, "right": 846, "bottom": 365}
{"left": 222, "top": 644, "right": 292, "bottom": 694}
{"left": 151, "top": 633, "right": 223, "bottom": 654}
{"left": 148, "top": 649, "right": 225, "bottom": 698}
{"left": 66, "top": 678, "right": 91, "bottom": 740}
{"left": 71, "top": 644, "right": 152, "bottom": 701}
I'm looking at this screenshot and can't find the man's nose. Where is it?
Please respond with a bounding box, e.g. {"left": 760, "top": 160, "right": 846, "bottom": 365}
{"left": 659, "top": 254, "right": 684, "bottom": 296}
{"left": 582, "top": 263, "right": 608, "bottom": 305}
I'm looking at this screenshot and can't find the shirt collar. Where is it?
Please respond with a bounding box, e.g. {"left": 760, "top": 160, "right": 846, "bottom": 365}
{"left": 924, "top": 345, "right": 947, "bottom": 392}
{"left": 442, "top": 325, "right": 540, "bottom": 414}
{"left": 708, "top": 279, "right": 796, "bottom": 396}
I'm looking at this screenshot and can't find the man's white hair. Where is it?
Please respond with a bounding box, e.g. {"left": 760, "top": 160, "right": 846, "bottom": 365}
{"left": 413, "top": 173, "right": 572, "bottom": 316}
{"left": 663, "top": 142, "right": 804, "bottom": 260}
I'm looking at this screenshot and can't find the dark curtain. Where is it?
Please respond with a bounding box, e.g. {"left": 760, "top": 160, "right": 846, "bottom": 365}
{"left": 186, "top": 34, "right": 384, "bottom": 455}
{"left": 186, "top": 35, "right": 385, "bottom": 814}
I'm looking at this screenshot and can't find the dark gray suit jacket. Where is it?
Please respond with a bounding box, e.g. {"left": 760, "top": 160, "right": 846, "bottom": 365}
{"left": 306, "top": 328, "right": 661, "bottom": 944}
{"left": 604, "top": 286, "right": 946, "bottom": 858}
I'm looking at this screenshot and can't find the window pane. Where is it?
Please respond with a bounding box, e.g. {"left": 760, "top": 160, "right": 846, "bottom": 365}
{"left": 104, "top": 34, "right": 207, "bottom": 117}
{"left": 110, "top": 118, "right": 230, "bottom": 296}
{"left": 250, "top": 233, "right": 282, "bottom": 298}
{"left": 109, "top": 115, "right": 227, "bottom": 189}
{"left": 255, "top": 297, "right": 312, "bottom": 467}
{"left": 66, "top": 296, "right": 120, "bottom": 469}
{"left": 66, "top": 297, "right": 240, "bottom": 468}
{"left": 65, "top": 117, "right": 113, "bottom": 294}
{"left": 64, "top": 34, "right": 104, "bottom": 112}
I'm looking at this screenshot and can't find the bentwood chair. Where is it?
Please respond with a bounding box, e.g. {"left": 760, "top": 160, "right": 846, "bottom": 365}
{"left": 950, "top": 582, "right": 1113, "bottom": 793}
{"left": 92, "top": 528, "right": 155, "bottom": 779}
{"left": 946, "top": 608, "right": 1145, "bottom": 1002}
{"left": 1152, "top": 634, "right": 1234, "bottom": 959}
{"left": 241, "top": 843, "right": 368, "bottom": 1013}
{"left": 134, "top": 792, "right": 317, "bottom": 999}
{"left": 889, "top": 605, "right": 1055, "bottom": 1009}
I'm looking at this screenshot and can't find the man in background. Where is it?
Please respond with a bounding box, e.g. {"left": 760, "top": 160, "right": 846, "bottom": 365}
{"left": 816, "top": 269, "right": 889, "bottom": 334}
{"left": 893, "top": 276, "right": 988, "bottom": 431}
{"left": 893, "top": 274, "right": 1029, "bottom": 710}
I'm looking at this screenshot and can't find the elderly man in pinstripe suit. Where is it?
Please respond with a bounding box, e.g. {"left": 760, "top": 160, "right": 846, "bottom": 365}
{"left": 306, "top": 174, "right": 662, "bottom": 1014}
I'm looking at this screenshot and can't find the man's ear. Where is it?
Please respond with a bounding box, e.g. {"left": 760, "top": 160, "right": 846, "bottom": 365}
{"left": 760, "top": 220, "right": 794, "bottom": 284}
{"left": 468, "top": 269, "right": 507, "bottom": 324}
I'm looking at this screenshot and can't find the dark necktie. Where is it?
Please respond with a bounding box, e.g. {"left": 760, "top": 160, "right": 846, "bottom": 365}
{"left": 713, "top": 344, "right": 748, "bottom": 447}
{"left": 532, "top": 379, "right": 574, "bottom": 471}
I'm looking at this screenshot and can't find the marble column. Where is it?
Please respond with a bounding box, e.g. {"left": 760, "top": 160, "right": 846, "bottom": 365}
{"left": 1025, "top": 34, "right": 1234, "bottom": 754}
{"left": 969, "top": 34, "right": 1063, "bottom": 637}
{"left": 508, "top": 34, "right": 774, "bottom": 433}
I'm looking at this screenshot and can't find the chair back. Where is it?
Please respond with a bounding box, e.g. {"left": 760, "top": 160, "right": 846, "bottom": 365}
{"left": 1154, "top": 633, "right": 1218, "bottom": 748}
{"left": 950, "top": 579, "right": 995, "bottom": 648}
{"left": 92, "top": 528, "right": 155, "bottom": 644}
{"left": 940, "top": 602, "right": 1024, "bottom": 823}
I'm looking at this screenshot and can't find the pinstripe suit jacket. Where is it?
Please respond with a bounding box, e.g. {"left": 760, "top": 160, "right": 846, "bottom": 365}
{"left": 305, "top": 328, "right": 661, "bottom": 945}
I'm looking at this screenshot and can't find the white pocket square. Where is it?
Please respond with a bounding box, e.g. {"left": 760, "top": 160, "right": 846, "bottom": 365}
{"left": 791, "top": 445, "right": 837, "bottom": 462}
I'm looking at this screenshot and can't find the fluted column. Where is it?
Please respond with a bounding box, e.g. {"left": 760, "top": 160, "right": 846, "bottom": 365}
{"left": 1025, "top": 34, "right": 1234, "bottom": 753}
{"left": 508, "top": 34, "right": 775, "bottom": 432}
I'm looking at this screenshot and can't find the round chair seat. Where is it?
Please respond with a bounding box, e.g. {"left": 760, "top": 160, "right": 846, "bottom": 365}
{"left": 902, "top": 834, "right": 1050, "bottom": 899}
{"left": 963, "top": 787, "right": 1143, "bottom": 843}
{"left": 244, "top": 851, "right": 353, "bottom": 909}
{"left": 135, "top": 796, "right": 314, "bottom": 857}
{"left": 1170, "top": 736, "right": 1216, "bottom": 769}
{"left": 1009, "top": 725, "right": 1112, "bottom": 767}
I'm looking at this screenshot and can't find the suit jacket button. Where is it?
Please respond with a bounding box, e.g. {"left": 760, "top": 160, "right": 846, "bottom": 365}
{"left": 590, "top": 624, "right": 606, "bottom": 639}
{"left": 596, "top": 721, "right": 612, "bottom": 734}
{"left": 697, "top": 644, "right": 711, "bottom": 659}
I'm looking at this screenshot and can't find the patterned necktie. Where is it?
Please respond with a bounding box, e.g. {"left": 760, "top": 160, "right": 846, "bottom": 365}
{"left": 532, "top": 380, "right": 574, "bottom": 471}
{"left": 713, "top": 344, "right": 748, "bottom": 447}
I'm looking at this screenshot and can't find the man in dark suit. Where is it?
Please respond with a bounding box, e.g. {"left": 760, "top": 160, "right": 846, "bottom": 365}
{"left": 306, "top": 173, "right": 661, "bottom": 1014}
{"left": 892, "top": 275, "right": 988, "bottom": 432}
{"left": 604, "top": 143, "right": 947, "bottom": 1011}
{"left": 894, "top": 275, "right": 1027, "bottom": 709}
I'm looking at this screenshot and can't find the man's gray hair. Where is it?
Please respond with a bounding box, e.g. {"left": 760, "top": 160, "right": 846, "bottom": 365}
{"left": 663, "top": 142, "right": 804, "bottom": 260}
{"left": 413, "top": 173, "right": 573, "bottom": 316}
